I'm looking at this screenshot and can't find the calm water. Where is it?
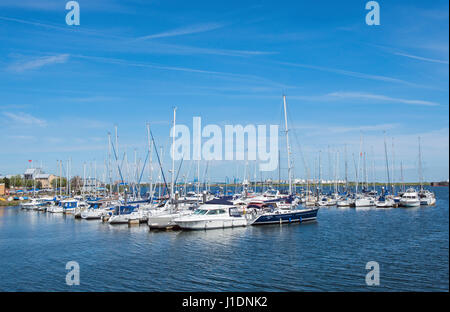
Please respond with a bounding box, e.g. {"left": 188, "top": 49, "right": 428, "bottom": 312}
{"left": 0, "top": 187, "right": 448, "bottom": 292}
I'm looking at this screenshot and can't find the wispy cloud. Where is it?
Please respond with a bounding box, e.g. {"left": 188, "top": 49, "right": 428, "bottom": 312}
{"left": 0, "top": 16, "right": 273, "bottom": 57}
{"left": 152, "top": 43, "right": 275, "bottom": 57}
{"left": 327, "top": 92, "right": 440, "bottom": 106}
{"left": 293, "top": 123, "right": 399, "bottom": 134}
{"left": 0, "top": 104, "right": 29, "bottom": 109}
{"left": 8, "top": 54, "right": 69, "bottom": 72}
{"left": 136, "top": 23, "right": 225, "bottom": 40}
{"left": 369, "top": 43, "right": 449, "bottom": 65}
{"left": 277, "top": 61, "right": 423, "bottom": 87}
{"left": 66, "top": 96, "right": 122, "bottom": 103}
{"left": 7, "top": 135, "right": 35, "bottom": 140}
{"left": 0, "top": 0, "right": 128, "bottom": 12}
{"left": 0, "top": 16, "right": 126, "bottom": 39}
{"left": 393, "top": 51, "right": 449, "bottom": 65}
{"left": 0, "top": 0, "right": 61, "bottom": 11}
{"left": 72, "top": 54, "right": 282, "bottom": 86}
{"left": 3, "top": 112, "right": 47, "bottom": 127}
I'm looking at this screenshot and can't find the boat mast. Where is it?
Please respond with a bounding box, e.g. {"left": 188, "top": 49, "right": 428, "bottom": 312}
{"left": 158, "top": 146, "right": 163, "bottom": 199}
{"left": 66, "top": 159, "right": 69, "bottom": 196}
{"left": 335, "top": 150, "right": 339, "bottom": 194}
{"left": 59, "top": 160, "right": 62, "bottom": 197}
{"left": 356, "top": 133, "right": 362, "bottom": 194}
{"left": 383, "top": 132, "right": 391, "bottom": 193}
{"left": 94, "top": 160, "right": 97, "bottom": 198}
{"left": 278, "top": 150, "right": 281, "bottom": 191}
{"left": 108, "top": 133, "right": 112, "bottom": 198}
{"left": 328, "top": 145, "right": 332, "bottom": 187}
{"left": 371, "top": 146, "right": 376, "bottom": 191}
{"left": 115, "top": 125, "right": 119, "bottom": 196}
{"left": 364, "top": 152, "right": 367, "bottom": 191}
{"left": 283, "top": 95, "right": 292, "bottom": 195}
{"left": 103, "top": 160, "right": 107, "bottom": 197}
{"left": 33, "top": 165, "right": 36, "bottom": 198}
{"left": 400, "top": 161, "right": 405, "bottom": 193}
{"left": 133, "top": 148, "right": 137, "bottom": 199}
{"left": 313, "top": 157, "right": 317, "bottom": 199}
{"left": 197, "top": 159, "right": 200, "bottom": 197}
{"left": 344, "top": 144, "right": 348, "bottom": 193}
{"left": 69, "top": 158, "right": 72, "bottom": 196}
{"left": 171, "top": 107, "right": 177, "bottom": 204}
{"left": 418, "top": 136, "right": 423, "bottom": 191}
{"left": 146, "top": 123, "right": 154, "bottom": 203}
{"left": 82, "top": 162, "right": 86, "bottom": 198}
{"left": 55, "top": 160, "right": 58, "bottom": 197}
{"left": 318, "top": 150, "right": 322, "bottom": 195}
{"left": 254, "top": 160, "right": 257, "bottom": 193}
{"left": 392, "top": 138, "right": 396, "bottom": 195}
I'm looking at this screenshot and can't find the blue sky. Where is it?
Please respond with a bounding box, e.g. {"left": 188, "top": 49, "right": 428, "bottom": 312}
{"left": 0, "top": 0, "right": 448, "bottom": 183}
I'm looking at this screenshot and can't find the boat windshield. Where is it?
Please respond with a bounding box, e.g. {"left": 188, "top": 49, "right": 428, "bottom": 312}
{"left": 207, "top": 209, "right": 226, "bottom": 215}
{"left": 194, "top": 209, "right": 208, "bottom": 215}
{"left": 229, "top": 208, "right": 241, "bottom": 217}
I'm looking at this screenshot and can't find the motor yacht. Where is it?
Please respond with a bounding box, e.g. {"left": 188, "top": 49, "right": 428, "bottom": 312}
{"left": 174, "top": 200, "right": 247, "bottom": 230}
{"left": 399, "top": 188, "right": 421, "bottom": 207}
{"left": 418, "top": 189, "right": 436, "bottom": 206}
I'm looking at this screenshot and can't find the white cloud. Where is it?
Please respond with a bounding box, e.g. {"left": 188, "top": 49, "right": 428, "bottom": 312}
{"left": 327, "top": 92, "right": 439, "bottom": 106}
{"left": 73, "top": 54, "right": 276, "bottom": 84}
{"left": 8, "top": 54, "right": 69, "bottom": 72}
{"left": 393, "top": 52, "right": 449, "bottom": 65}
{"left": 292, "top": 123, "right": 399, "bottom": 137}
{"left": 3, "top": 112, "right": 47, "bottom": 127}
{"left": 278, "top": 61, "right": 425, "bottom": 88}
{"left": 7, "top": 135, "right": 34, "bottom": 140}
{"left": 136, "top": 23, "right": 225, "bottom": 40}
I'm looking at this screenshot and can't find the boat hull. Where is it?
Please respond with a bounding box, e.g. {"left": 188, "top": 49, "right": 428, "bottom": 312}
{"left": 108, "top": 214, "right": 133, "bottom": 224}
{"left": 81, "top": 210, "right": 103, "bottom": 220}
{"left": 175, "top": 218, "right": 247, "bottom": 230}
{"left": 48, "top": 206, "right": 63, "bottom": 213}
{"left": 250, "top": 208, "right": 318, "bottom": 225}
{"left": 375, "top": 201, "right": 395, "bottom": 208}
{"left": 148, "top": 211, "right": 192, "bottom": 229}
{"left": 399, "top": 200, "right": 420, "bottom": 207}
{"left": 420, "top": 198, "right": 436, "bottom": 206}
{"left": 353, "top": 198, "right": 375, "bottom": 207}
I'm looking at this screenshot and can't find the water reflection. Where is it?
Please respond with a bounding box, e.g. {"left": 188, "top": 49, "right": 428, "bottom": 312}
{"left": 0, "top": 188, "right": 448, "bottom": 291}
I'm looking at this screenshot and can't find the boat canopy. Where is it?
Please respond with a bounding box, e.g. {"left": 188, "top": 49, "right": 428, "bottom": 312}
{"left": 113, "top": 205, "right": 136, "bottom": 215}
{"left": 205, "top": 198, "right": 234, "bottom": 205}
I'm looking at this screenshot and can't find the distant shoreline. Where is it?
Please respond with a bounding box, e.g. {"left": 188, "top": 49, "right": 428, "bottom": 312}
{"left": 0, "top": 200, "right": 28, "bottom": 207}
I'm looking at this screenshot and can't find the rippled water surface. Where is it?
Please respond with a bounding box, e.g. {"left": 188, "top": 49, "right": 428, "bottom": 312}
{"left": 0, "top": 187, "right": 448, "bottom": 291}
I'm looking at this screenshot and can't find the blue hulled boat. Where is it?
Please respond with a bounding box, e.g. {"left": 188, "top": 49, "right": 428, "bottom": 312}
{"left": 249, "top": 206, "right": 319, "bottom": 225}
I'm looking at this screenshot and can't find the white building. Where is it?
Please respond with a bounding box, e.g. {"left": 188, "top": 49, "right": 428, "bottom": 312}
{"left": 24, "top": 168, "right": 42, "bottom": 180}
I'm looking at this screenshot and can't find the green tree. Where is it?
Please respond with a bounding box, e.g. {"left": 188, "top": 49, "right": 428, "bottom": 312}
{"left": 10, "top": 175, "right": 23, "bottom": 188}
{"left": 1, "top": 178, "right": 10, "bottom": 189}
{"left": 25, "top": 180, "right": 33, "bottom": 188}
{"left": 51, "top": 177, "right": 67, "bottom": 188}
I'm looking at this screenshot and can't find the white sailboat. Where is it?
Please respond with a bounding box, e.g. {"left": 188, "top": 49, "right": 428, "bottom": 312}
{"left": 417, "top": 137, "right": 436, "bottom": 206}
{"left": 354, "top": 195, "right": 376, "bottom": 208}
{"left": 375, "top": 188, "right": 395, "bottom": 208}
{"left": 376, "top": 136, "right": 395, "bottom": 208}
{"left": 147, "top": 107, "right": 194, "bottom": 229}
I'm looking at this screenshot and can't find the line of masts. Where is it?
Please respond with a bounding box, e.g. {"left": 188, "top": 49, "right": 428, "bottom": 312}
{"left": 30, "top": 97, "right": 428, "bottom": 199}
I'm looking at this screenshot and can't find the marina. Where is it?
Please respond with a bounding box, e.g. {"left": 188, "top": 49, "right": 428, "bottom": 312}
{"left": 0, "top": 186, "right": 447, "bottom": 292}
{"left": 0, "top": 0, "right": 448, "bottom": 297}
